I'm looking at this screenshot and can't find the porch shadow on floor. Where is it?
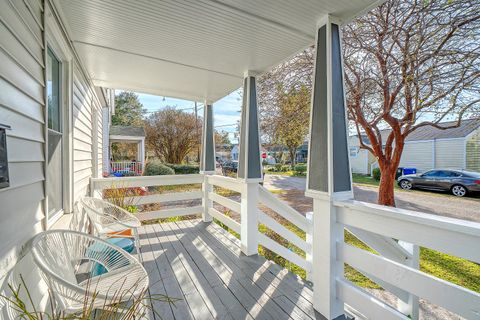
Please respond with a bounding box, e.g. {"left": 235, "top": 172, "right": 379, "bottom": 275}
{"left": 138, "top": 219, "right": 324, "bottom": 320}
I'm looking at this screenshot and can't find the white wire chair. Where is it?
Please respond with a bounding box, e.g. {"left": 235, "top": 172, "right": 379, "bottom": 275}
{"left": 80, "top": 197, "right": 142, "bottom": 255}
{"left": 30, "top": 230, "right": 149, "bottom": 314}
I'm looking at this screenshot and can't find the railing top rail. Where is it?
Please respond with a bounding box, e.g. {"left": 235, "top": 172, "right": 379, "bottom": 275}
{"left": 91, "top": 174, "right": 204, "bottom": 190}
{"left": 335, "top": 199, "right": 480, "bottom": 237}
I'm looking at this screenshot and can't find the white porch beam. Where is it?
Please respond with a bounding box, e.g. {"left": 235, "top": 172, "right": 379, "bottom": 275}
{"left": 238, "top": 71, "right": 262, "bottom": 256}
{"left": 305, "top": 15, "right": 351, "bottom": 320}
{"left": 201, "top": 102, "right": 215, "bottom": 222}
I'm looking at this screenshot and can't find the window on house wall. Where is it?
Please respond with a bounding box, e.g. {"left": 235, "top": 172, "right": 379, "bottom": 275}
{"left": 0, "top": 126, "right": 9, "bottom": 189}
{"left": 47, "top": 48, "right": 64, "bottom": 220}
{"left": 349, "top": 147, "right": 358, "bottom": 157}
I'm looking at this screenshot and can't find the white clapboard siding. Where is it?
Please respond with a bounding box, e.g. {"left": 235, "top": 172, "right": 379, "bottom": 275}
{"left": 0, "top": 0, "right": 107, "bottom": 278}
{"left": 435, "top": 139, "right": 465, "bottom": 169}
{"left": 208, "top": 207, "right": 241, "bottom": 234}
{"left": 399, "top": 141, "right": 433, "bottom": 172}
{"left": 466, "top": 130, "right": 480, "bottom": 171}
{"left": 0, "top": 0, "right": 45, "bottom": 279}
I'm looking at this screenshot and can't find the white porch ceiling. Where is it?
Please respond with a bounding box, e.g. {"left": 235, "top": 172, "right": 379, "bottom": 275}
{"left": 55, "top": 0, "right": 381, "bottom": 103}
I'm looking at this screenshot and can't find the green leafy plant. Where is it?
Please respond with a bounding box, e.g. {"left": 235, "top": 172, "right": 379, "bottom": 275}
{"left": 372, "top": 167, "right": 381, "bottom": 181}
{"left": 164, "top": 164, "right": 199, "bottom": 174}
{"left": 1, "top": 274, "right": 179, "bottom": 319}
{"left": 144, "top": 161, "right": 175, "bottom": 176}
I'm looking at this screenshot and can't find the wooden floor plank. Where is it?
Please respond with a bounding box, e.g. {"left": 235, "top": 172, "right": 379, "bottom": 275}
{"left": 177, "top": 220, "right": 298, "bottom": 320}
{"left": 139, "top": 219, "right": 321, "bottom": 320}
{"left": 190, "top": 220, "right": 317, "bottom": 319}
{"left": 143, "top": 224, "right": 196, "bottom": 320}
{"left": 152, "top": 223, "right": 213, "bottom": 320}
{"left": 161, "top": 222, "right": 232, "bottom": 319}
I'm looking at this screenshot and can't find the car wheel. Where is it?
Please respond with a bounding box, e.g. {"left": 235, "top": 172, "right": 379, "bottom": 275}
{"left": 399, "top": 180, "right": 412, "bottom": 190}
{"left": 451, "top": 185, "right": 467, "bottom": 197}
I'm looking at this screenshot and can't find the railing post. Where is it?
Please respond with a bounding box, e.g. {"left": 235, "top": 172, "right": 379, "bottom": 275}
{"left": 202, "top": 173, "right": 213, "bottom": 222}
{"left": 306, "top": 211, "right": 314, "bottom": 282}
{"left": 305, "top": 15, "right": 352, "bottom": 319}
{"left": 237, "top": 70, "right": 262, "bottom": 256}
{"left": 240, "top": 181, "right": 259, "bottom": 255}
{"left": 398, "top": 241, "right": 420, "bottom": 320}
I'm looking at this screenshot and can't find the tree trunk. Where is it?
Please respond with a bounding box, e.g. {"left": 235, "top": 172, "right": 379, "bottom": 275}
{"left": 378, "top": 165, "right": 397, "bottom": 206}
{"left": 289, "top": 149, "right": 296, "bottom": 168}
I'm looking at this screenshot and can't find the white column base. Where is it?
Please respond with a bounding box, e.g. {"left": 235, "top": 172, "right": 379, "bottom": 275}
{"left": 202, "top": 172, "right": 214, "bottom": 222}
{"left": 308, "top": 193, "right": 345, "bottom": 319}
{"left": 240, "top": 182, "right": 259, "bottom": 256}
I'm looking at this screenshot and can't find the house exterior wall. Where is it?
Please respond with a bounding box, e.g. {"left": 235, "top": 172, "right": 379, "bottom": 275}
{"left": 434, "top": 138, "right": 465, "bottom": 170}
{"left": 0, "top": 0, "right": 106, "bottom": 279}
{"left": 466, "top": 129, "right": 480, "bottom": 172}
{"left": 350, "top": 149, "right": 368, "bottom": 174}
{"left": 398, "top": 141, "right": 434, "bottom": 172}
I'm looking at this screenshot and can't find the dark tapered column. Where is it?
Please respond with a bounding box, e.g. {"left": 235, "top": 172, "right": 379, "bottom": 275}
{"left": 200, "top": 103, "right": 215, "bottom": 173}
{"left": 305, "top": 16, "right": 351, "bottom": 320}
{"left": 238, "top": 72, "right": 262, "bottom": 182}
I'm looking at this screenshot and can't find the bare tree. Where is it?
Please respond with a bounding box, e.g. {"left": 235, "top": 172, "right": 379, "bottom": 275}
{"left": 145, "top": 107, "right": 200, "bottom": 164}
{"left": 343, "top": 0, "right": 480, "bottom": 206}
{"left": 258, "top": 0, "right": 479, "bottom": 206}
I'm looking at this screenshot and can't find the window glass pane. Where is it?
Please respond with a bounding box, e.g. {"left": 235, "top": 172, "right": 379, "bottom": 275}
{"left": 47, "top": 130, "right": 63, "bottom": 217}
{"left": 47, "top": 49, "right": 61, "bottom": 132}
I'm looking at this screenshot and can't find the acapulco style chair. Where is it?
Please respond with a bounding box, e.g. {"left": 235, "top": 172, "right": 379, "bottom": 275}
{"left": 80, "top": 197, "right": 142, "bottom": 257}
{"left": 30, "top": 229, "right": 149, "bottom": 315}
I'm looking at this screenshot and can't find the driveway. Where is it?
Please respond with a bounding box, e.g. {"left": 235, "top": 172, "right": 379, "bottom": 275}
{"left": 263, "top": 174, "right": 480, "bottom": 223}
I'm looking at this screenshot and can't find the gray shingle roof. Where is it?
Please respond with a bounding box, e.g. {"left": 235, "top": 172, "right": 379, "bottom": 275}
{"left": 350, "top": 119, "right": 480, "bottom": 145}
{"left": 109, "top": 125, "right": 145, "bottom": 137}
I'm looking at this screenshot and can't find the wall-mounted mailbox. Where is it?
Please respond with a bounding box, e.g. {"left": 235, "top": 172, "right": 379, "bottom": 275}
{"left": 0, "top": 123, "right": 10, "bottom": 189}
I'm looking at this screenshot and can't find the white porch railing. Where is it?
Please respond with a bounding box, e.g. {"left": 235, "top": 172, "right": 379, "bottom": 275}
{"left": 89, "top": 174, "right": 480, "bottom": 320}
{"left": 110, "top": 161, "right": 144, "bottom": 176}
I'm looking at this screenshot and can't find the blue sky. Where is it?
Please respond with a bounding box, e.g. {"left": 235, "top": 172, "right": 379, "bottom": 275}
{"left": 132, "top": 89, "right": 242, "bottom": 143}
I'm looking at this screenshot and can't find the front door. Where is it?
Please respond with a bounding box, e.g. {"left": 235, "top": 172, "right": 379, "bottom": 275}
{"left": 46, "top": 48, "right": 64, "bottom": 221}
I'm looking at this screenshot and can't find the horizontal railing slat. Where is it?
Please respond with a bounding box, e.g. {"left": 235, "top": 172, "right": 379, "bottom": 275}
{"left": 258, "top": 185, "right": 308, "bottom": 232}
{"left": 258, "top": 233, "right": 311, "bottom": 272}
{"left": 91, "top": 174, "right": 203, "bottom": 191}
{"left": 136, "top": 205, "right": 203, "bottom": 221}
{"left": 123, "top": 191, "right": 203, "bottom": 205}
{"left": 208, "top": 207, "right": 241, "bottom": 234}
{"left": 208, "top": 192, "right": 241, "bottom": 213}
{"left": 338, "top": 243, "right": 480, "bottom": 319}
{"left": 336, "top": 200, "right": 480, "bottom": 264}
{"left": 258, "top": 211, "right": 310, "bottom": 252}
{"left": 207, "top": 175, "right": 243, "bottom": 193}
{"left": 337, "top": 279, "right": 409, "bottom": 320}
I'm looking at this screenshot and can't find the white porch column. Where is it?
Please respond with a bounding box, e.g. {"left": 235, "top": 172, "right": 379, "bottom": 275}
{"left": 238, "top": 71, "right": 262, "bottom": 256}
{"left": 305, "top": 15, "right": 352, "bottom": 320}
{"left": 200, "top": 102, "right": 215, "bottom": 222}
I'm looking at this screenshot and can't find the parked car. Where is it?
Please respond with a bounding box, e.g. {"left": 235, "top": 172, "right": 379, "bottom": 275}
{"left": 397, "top": 169, "right": 480, "bottom": 197}
{"left": 221, "top": 160, "right": 238, "bottom": 175}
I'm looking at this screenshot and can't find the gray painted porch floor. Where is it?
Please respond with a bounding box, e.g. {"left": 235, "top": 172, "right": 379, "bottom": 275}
{"left": 138, "top": 219, "right": 323, "bottom": 320}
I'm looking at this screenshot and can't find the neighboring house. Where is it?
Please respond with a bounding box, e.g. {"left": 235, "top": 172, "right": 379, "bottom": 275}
{"left": 231, "top": 145, "right": 239, "bottom": 161}
{"left": 349, "top": 119, "right": 480, "bottom": 174}
{"left": 107, "top": 125, "right": 146, "bottom": 176}
{"left": 0, "top": 0, "right": 112, "bottom": 277}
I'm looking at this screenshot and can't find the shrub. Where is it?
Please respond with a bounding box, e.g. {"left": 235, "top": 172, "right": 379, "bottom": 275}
{"left": 144, "top": 161, "right": 175, "bottom": 176}
{"left": 294, "top": 164, "right": 307, "bottom": 173}
{"left": 274, "top": 163, "right": 283, "bottom": 172}
{"left": 165, "top": 164, "right": 200, "bottom": 174}
{"left": 372, "top": 167, "right": 381, "bottom": 181}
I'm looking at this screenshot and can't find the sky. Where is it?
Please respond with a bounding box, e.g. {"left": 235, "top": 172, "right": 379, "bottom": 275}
{"left": 133, "top": 89, "right": 242, "bottom": 143}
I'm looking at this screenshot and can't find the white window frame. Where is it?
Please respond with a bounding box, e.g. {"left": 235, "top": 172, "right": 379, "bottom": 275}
{"left": 45, "top": 6, "right": 73, "bottom": 229}
{"left": 349, "top": 146, "right": 358, "bottom": 158}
